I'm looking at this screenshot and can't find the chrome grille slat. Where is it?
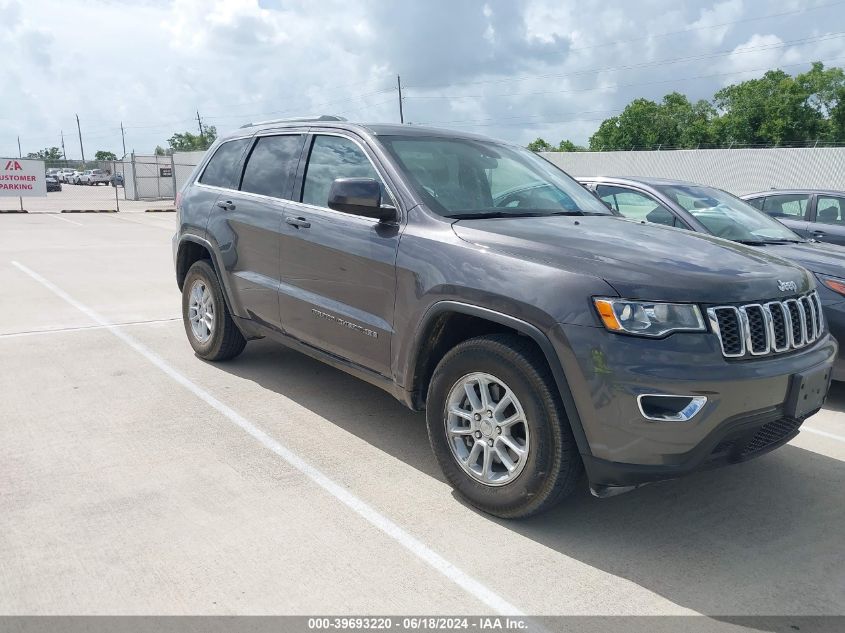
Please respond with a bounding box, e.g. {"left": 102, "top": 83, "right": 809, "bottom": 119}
{"left": 708, "top": 291, "right": 822, "bottom": 359}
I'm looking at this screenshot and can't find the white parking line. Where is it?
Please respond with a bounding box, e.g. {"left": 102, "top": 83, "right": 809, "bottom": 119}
{"left": 49, "top": 214, "right": 84, "bottom": 226}
{"left": 803, "top": 426, "right": 845, "bottom": 443}
{"left": 0, "top": 317, "right": 180, "bottom": 339}
{"left": 10, "top": 260, "right": 524, "bottom": 617}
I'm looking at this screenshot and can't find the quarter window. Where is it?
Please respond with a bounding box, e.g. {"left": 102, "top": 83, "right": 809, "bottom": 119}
{"left": 596, "top": 184, "right": 678, "bottom": 226}
{"left": 240, "top": 134, "right": 304, "bottom": 199}
{"left": 199, "top": 138, "right": 250, "bottom": 189}
{"left": 302, "top": 135, "right": 385, "bottom": 208}
{"left": 816, "top": 196, "right": 845, "bottom": 225}
{"left": 761, "top": 194, "right": 810, "bottom": 219}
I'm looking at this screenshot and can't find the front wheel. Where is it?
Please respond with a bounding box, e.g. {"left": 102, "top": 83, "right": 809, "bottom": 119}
{"left": 181, "top": 260, "right": 246, "bottom": 361}
{"left": 426, "top": 334, "right": 582, "bottom": 518}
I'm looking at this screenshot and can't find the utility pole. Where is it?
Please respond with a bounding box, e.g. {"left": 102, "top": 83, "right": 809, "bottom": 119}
{"left": 196, "top": 110, "right": 205, "bottom": 140}
{"left": 120, "top": 122, "right": 127, "bottom": 158}
{"left": 61, "top": 131, "right": 67, "bottom": 165}
{"left": 16, "top": 136, "right": 23, "bottom": 213}
{"left": 397, "top": 75, "right": 404, "bottom": 124}
{"left": 76, "top": 114, "right": 86, "bottom": 167}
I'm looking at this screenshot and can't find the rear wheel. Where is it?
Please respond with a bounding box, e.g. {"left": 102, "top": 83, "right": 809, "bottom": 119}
{"left": 181, "top": 260, "right": 246, "bottom": 361}
{"left": 426, "top": 334, "right": 582, "bottom": 518}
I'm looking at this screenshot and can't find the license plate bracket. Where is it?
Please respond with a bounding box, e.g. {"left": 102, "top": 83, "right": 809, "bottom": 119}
{"left": 785, "top": 365, "right": 832, "bottom": 419}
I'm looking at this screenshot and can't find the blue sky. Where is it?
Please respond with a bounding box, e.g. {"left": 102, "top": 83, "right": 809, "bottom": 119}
{"left": 2, "top": 0, "right": 845, "bottom": 157}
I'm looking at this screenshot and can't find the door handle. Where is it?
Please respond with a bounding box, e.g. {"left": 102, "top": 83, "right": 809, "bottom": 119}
{"left": 285, "top": 216, "right": 311, "bottom": 229}
{"left": 813, "top": 230, "right": 826, "bottom": 237}
{"left": 216, "top": 200, "right": 236, "bottom": 211}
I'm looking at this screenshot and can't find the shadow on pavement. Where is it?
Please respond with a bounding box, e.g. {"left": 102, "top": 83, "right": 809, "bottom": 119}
{"left": 214, "top": 339, "right": 845, "bottom": 617}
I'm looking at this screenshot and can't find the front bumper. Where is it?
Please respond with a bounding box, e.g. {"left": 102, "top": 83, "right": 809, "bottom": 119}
{"left": 551, "top": 324, "right": 837, "bottom": 488}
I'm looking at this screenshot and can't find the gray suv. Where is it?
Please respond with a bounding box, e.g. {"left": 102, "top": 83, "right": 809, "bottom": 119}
{"left": 173, "top": 116, "right": 836, "bottom": 518}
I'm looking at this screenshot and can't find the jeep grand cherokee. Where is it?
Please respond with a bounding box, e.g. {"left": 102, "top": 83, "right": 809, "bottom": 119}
{"left": 173, "top": 116, "right": 836, "bottom": 518}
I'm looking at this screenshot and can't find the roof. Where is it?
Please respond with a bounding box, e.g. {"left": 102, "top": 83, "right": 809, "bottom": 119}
{"left": 577, "top": 175, "right": 703, "bottom": 188}
{"left": 741, "top": 189, "right": 845, "bottom": 197}
{"left": 225, "top": 116, "right": 506, "bottom": 144}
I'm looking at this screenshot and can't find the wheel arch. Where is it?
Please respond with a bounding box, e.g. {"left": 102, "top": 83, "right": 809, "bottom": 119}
{"left": 406, "top": 301, "right": 591, "bottom": 456}
{"left": 175, "top": 234, "right": 239, "bottom": 318}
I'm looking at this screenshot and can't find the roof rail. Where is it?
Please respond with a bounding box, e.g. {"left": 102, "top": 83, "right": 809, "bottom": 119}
{"left": 240, "top": 115, "right": 347, "bottom": 128}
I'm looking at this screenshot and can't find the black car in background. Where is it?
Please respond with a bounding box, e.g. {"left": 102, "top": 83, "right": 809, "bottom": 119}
{"left": 741, "top": 189, "right": 845, "bottom": 246}
{"left": 45, "top": 176, "right": 62, "bottom": 192}
{"left": 579, "top": 176, "right": 845, "bottom": 382}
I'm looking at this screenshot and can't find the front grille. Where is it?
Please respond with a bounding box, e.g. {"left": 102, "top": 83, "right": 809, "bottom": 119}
{"left": 708, "top": 291, "right": 823, "bottom": 359}
{"left": 740, "top": 417, "right": 802, "bottom": 457}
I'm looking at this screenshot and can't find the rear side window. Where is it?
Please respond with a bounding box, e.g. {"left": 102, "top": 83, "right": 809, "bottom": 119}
{"left": 761, "top": 194, "right": 809, "bottom": 219}
{"left": 240, "top": 134, "right": 304, "bottom": 199}
{"left": 816, "top": 196, "right": 845, "bottom": 225}
{"left": 199, "top": 138, "right": 250, "bottom": 189}
{"left": 301, "top": 135, "right": 385, "bottom": 208}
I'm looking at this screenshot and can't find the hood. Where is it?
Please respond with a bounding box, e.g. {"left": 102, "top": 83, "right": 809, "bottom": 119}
{"left": 753, "top": 240, "right": 845, "bottom": 280}
{"left": 451, "top": 215, "right": 812, "bottom": 304}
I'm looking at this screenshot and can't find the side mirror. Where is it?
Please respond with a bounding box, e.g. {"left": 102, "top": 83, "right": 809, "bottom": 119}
{"left": 328, "top": 178, "right": 397, "bottom": 222}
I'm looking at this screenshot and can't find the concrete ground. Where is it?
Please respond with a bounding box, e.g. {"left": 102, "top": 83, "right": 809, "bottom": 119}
{"left": 1, "top": 212, "right": 843, "bottom": 617}
{"left": 1, "top": 185, "right": 173, "bottom": 213}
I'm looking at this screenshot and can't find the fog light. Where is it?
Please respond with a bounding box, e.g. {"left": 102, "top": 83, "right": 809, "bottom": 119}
{"left": 637, "top": 394, "right": 707, "bottom": 422}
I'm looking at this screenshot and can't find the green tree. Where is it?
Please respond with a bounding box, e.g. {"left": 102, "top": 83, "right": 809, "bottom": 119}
{"left": 527, "top": 137, "right": 554, "bottom": 151}
{"left": 95, "top": 150, "right": 117, "bottom": 161}
{"left": 26, "top": 147, "right": 63, "bottom": 160}
{"left": 583, "top": 62, "right": 843, "bottom": 149}
{"left": 164, "top": 125, "right": 218, "bottom": 152}
{"left": 557, "top": 139, "right": 586, "bottom": 151}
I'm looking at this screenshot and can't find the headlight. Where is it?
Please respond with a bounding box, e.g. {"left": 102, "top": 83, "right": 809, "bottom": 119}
{"left": 593, "top": 298, "right": 706, "bottom": 337}
{"left": 817, "top": 273, "right": 845, "bottom": 297}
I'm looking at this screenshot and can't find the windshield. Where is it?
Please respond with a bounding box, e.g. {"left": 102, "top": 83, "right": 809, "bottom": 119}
{"left": 655, "top": 183, "right": 801, "bottom": 243}
{"left": 377, "top": 135, "right": 612, "bottom": 219}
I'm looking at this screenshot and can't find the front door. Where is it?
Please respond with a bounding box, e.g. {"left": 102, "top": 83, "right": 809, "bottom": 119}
{"left": 276, "top": 133, "right": 400, "bottom": 377}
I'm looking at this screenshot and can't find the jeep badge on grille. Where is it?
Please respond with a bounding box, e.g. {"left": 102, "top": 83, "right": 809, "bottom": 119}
{"left": 778, "top": 280, "right": 798, "bottom": 292}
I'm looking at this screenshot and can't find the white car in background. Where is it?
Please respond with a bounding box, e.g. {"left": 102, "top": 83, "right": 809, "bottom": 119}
{"left": 58, "top": 168, "right": 76, "bottom": 183}
{"left": 78, "top": 169, "right": 110, "bottom": 185}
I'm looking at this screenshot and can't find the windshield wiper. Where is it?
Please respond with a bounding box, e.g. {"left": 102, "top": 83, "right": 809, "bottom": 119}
{"left": 736, "top": 239, "right": 804, "bottom": 245}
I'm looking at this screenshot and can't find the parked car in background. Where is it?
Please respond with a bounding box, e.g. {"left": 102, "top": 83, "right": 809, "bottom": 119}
{"left": 79, "top": 169, "right": 110, "bottom": 185}
{"left": 742, "top": 189, "right": 845, "bottom": 246}
{"left": 580, "top": 176, "right": 845, "bottom": 382}
{"left": 70, "top": 171, "right": 84, "bottom": 184}
{"left": 111, "top": 172, "right": 124, "bottom": 187}
{"left": 172, "top": 118, "right": 835, "bottom": 517}
{"left": 45, "top": 176, "right": 62, "bottom": 192}
{"left": 58, "top": 168, "right": 76, "bottom": 183}
{"left": 45, "top": 168, "right": 61, "bottom": 179}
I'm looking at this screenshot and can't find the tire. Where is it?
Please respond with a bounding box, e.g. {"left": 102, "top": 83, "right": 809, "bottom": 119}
{"left": 426, "top": 334, "right": 582, "bottom": 519}
{"left": 181, "top": 259, "right": 246, "bottom": 361}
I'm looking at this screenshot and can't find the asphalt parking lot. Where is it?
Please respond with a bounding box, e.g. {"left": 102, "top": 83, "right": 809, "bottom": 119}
{"left": 1, "top": 212, "right": 844, "bottom": 618}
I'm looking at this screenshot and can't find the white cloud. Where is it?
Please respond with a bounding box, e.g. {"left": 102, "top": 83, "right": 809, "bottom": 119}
{"left": 2, "top": 0, "right": 845, "bottom": 156}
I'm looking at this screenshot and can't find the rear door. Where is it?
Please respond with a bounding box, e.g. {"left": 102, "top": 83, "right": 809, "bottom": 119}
{"left": 759, "top": 193, "right": 811, "bottom": 237}
{"left": 205, "top": 132, "right": 306, "bottom": 330}
{"left": 276, "top": 131, "right": 400, "bottom": 377}
{"left": 810, "top": 194, "right": 845, "bottom": 245}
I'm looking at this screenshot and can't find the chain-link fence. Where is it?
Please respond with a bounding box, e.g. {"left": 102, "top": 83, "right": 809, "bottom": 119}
{"left": 0, "top": 152, "right": 204, "bottom": 213}
{"left": 2, "top": 159, "right": 122, "bottom": 212}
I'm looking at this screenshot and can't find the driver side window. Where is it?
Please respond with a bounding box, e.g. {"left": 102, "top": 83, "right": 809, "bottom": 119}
{"left": 596, "top": 185, "right": 679, "bottom": 227}
{"left": 301, "top": 135, "right": 388, "bottom": 209}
